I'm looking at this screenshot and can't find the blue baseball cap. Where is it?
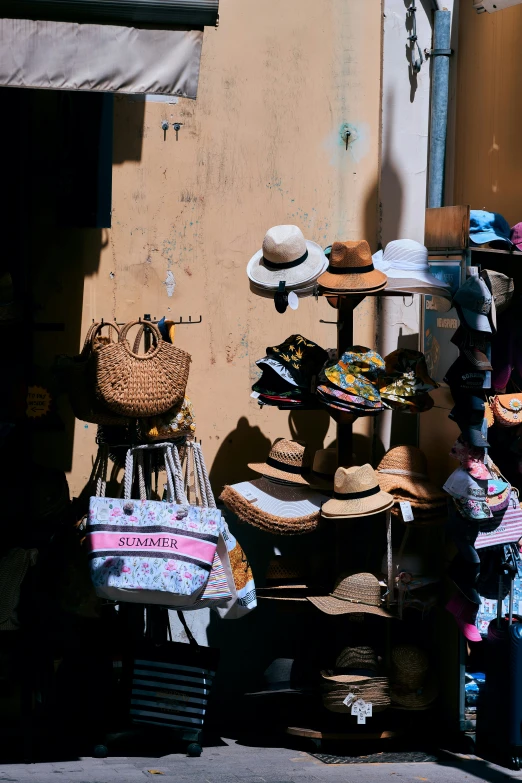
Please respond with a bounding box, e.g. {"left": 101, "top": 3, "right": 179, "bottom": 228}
{"left": 452, "top": 276, "right": 492, "bottom": 333}
{"left": 469, "top": 210, "right": 513, "bottom": 248}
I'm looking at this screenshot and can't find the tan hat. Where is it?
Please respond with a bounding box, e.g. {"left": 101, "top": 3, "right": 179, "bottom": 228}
{"left": 376, "top": 446, "right": 446, "bottom": 507}
{"left": 321, "top": 671, "right": 390, "bottom": 713}
{"left": 247, "top": 225, "right": 328, "bottom": 289}
{"left": 390, "top": 645, "right": 439, "bottom": 710}
{"left": 248, "top": 438, "right": 327, "bottom": 488}
{"left": 318, "top": 240, "right": 387, "bottom": 293}
{"left": 335, "top": 645, "right": 379, "bottom": 672}
{"left": 480, "top": 269, "right": 514, "bottom": 314}
{"left": 308, "top": 572, "right": 392, "bottom": 617}
{"left": 321, "top": 464, "right": 394, "bottom": 519}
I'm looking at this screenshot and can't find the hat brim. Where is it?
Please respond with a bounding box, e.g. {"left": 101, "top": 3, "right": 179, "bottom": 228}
{"left": 470, "top": 232, "right": 513, "bottom": 248}
{"left": 381, "top": 270, "right": 451, "bottom": 290}
{"left": 456, "top": 304, "right": 492, "bottom": 333}
{"left": 247, "top": 462, "right": 323, "bottom": 487}
{"left": 321, "top": 493, "right": 394, "bottom": 519}
{"left": 219, "top": 484, "right": 322, "bottom": 535}
{"left": 318, "top": 268, "right": 387, "bottom": 293}
{"left": 376, "top": 473, "right": 446, "bottom": 504}
{"left": 308, "top": 595, "right": 392, "bottom": 617}
{"left": 247, "top": 240, "right": 328, "bottom": 287}
{"left": 249, "top": 281, "right": 319, "bottom": 298}
{"left": 461, "top": 346, "right": 493, "bottom": 371}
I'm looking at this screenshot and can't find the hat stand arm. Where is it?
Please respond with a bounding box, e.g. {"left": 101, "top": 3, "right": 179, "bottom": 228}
{"left": 336, "top": 295, "right": 364, "bottom": 466}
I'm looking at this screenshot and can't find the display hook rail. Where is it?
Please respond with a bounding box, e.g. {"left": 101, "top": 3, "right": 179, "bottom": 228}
{"left": 92, "top": 313, "right": 202, "bottom": 326}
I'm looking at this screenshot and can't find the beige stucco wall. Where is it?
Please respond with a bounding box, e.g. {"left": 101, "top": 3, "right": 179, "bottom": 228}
{"left": 65, "top": 0, "right": 383, "bottom": 497}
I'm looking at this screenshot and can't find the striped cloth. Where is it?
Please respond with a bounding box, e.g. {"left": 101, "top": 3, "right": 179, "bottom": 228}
{"left": 130, "top": 643, "right": 218, "bottom": 730}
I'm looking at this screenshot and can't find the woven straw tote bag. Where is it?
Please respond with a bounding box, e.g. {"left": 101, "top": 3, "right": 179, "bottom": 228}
{"left": 490, "top": 392, "right": 522, "bottom": 427}
{"left": 56, "top": 321, "right": 131, "bottom": 426}
{"left": 94, "top": 319, "right": 191, "bottom": 417}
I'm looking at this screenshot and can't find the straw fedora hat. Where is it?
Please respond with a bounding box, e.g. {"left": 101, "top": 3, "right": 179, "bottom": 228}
{"left": 308, "top": 572, "right": 392, "bottom": 617}
{"left": 321, "top": 464, "right": 394, "bottom": 519}
{"left": 247, "top": 225, "right": 328, "bottom": 289}
{"left": 376, "top": 446, "right": 446, "bottom": 506}
{"left": 248, "top": 438, "right": 326, "bottom": 487}
{"left": 318, "top": 240, "right": 387, "bottom": 293}
{"left": 219, "top": 477, "right": 329, "bottom": 535}
{"left": 390, "top": 645, "right": 439, "bottom": 710}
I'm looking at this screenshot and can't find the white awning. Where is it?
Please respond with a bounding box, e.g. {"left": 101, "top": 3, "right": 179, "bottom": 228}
{"left": 0, "top": 0, "right": 218, "bottom": 96}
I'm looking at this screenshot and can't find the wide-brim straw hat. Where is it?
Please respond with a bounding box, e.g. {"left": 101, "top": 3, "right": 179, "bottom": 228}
{"left": 248, "top": 438, "right": 325, "bottom": 487}
{"left": 321, "top": 671, "right": 390, "bottom": 713}
{"left": 372, "top": 240, "right": 451, "bottom": 299}
{"left": 390, "top": 645, "right": 439, "bottom": 709}
{"left": 247, "top": 225, "right": 328, "bottom": 289}
{"left": 219, "top": 477, "right": 328, "bottom": 535}
{"left": 376, "top": 445, "right": 446, "bottom": 506}
{"left": 321, "top": 464, "right": 394, "bottom": 518}
{"left": 308, "top": 572, "right": 392, "bottom": 617}
{"left": 318, "top": 240, "right": 387, "bottom": 293}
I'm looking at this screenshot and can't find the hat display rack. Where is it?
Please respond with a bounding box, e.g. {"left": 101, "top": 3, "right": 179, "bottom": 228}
{"left": 248, "top": 239, "right": 443, "bottom": 745}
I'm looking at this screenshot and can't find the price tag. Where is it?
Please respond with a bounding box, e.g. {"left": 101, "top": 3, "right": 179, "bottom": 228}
{"left": 250, "top": 391, "right": 260, "bottom": 399}
{"left": 468, "top": 266, "right": 479, "bottom": 277}
{"left": 242, "top": 488, "right": 258, "bottom": 503}
{"left": 399, "top": 501, "right": 414, "bottom": 522}
{"left": 288, "top": 291, "right": 299, "bottom": 310}
{"left": 342, "top": 692, "right": 356, "bottom": 707}
{"left": 351, "top": 698, "right": 373, "bottom": 724}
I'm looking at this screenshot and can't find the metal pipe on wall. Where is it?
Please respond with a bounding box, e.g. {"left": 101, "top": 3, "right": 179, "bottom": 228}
{"left": 427, "top": 9, "right": 452, "bottom": 207}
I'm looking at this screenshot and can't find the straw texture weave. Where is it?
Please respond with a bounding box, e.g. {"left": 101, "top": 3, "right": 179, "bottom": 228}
{"left": 220, "top": 485, "right": 320, "bottom": 535}
{"left": 321, "top": 671, "right": 390, "bottom": 713}
{"left": 248, "top": 439, "right": 315, "bottom": 485}
{"left": 95, "top": 320, "right": 191, "bottom": 417}
{"left": 308, "top": 572, "right": 391, "bottom": 617}
{"left": 57, "top": 322, "right": 131, "bottom": 426}
{"left": 390, "top": 645, "right": 438, "bottom": 709}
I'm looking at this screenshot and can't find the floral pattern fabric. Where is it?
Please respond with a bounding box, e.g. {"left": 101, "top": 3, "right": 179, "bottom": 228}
{"left": 87, "top": 496, "right": 221, "bottom": 601}
{"left": 323, "top": 347, "right": 385, "bottom": 403}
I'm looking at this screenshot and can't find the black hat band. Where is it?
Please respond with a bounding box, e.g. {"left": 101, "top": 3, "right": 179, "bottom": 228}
{"left": 266, "top": 456, "right": 309, "bottom": 475}
{"left": 262, "top": 250, "right": 308, "bottom": 271}
{"left": 334, "top": 485, "right": 380, "bottom": 500}
{"left": 328, "top": 263, "right": 374, "bottom": 274}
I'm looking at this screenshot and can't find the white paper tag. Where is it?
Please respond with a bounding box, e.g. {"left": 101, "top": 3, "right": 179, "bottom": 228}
{"left": 468, "top": 266, "right": 479, "bottom": 277}
{"left": 242, "top": 488, "right": 258, "bottom": 503}
{"left": 351, "top": 698, "right": 372, "bottom": 724}
{"left": 343, "top": 692, "right": 356, "bottom": 707}
{"left": 250, "top": 391, "right": 260, "bottom": 399}
{"left": 288, "top": 291, "right": 299, "bottom": 310}
{"left": 399, "top": 501, "right": 414, "bottom": 522}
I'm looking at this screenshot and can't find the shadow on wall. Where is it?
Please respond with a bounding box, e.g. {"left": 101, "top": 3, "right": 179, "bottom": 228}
{"left": 209, "top": 417, "right": 272, "bottom": 496}
{"left": 380, "top": 89, "right": 405, "bottom": 247}
{"left": 112, "top": 95, "right": 146, "bottom": 164}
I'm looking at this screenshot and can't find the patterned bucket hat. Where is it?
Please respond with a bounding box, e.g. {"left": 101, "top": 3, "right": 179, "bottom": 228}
{"left": 322, "top": 347, "right": 385, "bottom": 405}
{"left": 266, "top": 334, "right": 328, "bottom": 388}
{"left": 379, "top": 349, "right": 438, "bottom": 412}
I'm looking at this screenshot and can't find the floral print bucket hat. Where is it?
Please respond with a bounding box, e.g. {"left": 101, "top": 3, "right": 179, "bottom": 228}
{"left": 322, "top": 347, "right": 385, "bottom": 406}
{"left": 379, "top": 349, "right": 438, "bottom": 412}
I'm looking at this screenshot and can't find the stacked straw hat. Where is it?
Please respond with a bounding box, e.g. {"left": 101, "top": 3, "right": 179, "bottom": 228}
{"left": 390, "top": 645, "right": 439, "bottom": 710}
{"left": 308, "top": 572, "right": 392, "bottom": 617}
{"left": 321, "top": 645, "right": 390, "bottom": 714}
{"left": 335, "top": 645, "right": 379, "bottom": 672}
{"left": 247, "top": 225, "right": 328, "bottom": 298}
{"left": 321, "top": 464, "right": 394, "bottom": 519}
{"left": 376, "top": 445, "right": 446, "bottom": 524}
{"left": 219, "top": 477, "right": 329, "bottom": 536}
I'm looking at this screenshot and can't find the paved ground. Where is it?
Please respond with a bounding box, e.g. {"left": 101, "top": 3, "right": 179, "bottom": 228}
{"left": 0, "top": 738, "right": 521, "bottom": 783}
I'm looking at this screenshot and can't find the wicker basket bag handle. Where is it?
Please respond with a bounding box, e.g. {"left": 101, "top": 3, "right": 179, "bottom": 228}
{"left": 88, "top": 321, "right": 121, "bottom": 353}
{"left": 119, "top": 320, "right": 163, "bottom": 360}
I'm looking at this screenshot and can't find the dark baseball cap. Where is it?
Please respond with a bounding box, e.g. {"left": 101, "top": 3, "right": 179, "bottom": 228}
{"left": 453, "top": 275, "right": 493, "bottom": 333}
{"left": 450, "top": 327, "right": 492, "bottom": 370}
{"left": 444, "top": 356, "right": 488, "bottom": 390}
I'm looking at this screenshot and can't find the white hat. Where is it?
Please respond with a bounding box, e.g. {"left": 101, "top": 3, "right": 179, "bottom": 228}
{"left": 230, "top": 478, "right": 328, "bottom": 517}
{"left": 373, "top": 239, "right": 452, "bottom": 297}
{"left": 247, "top": 225, "right": 328, "bottom": 290}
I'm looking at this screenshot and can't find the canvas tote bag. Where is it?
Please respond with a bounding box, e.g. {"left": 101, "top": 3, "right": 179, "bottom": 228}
{"left": 183, "top": 440, "right": 257, "bottom": 619}
{"left": 86, "top": 443, "right": 221, "bottom": 606}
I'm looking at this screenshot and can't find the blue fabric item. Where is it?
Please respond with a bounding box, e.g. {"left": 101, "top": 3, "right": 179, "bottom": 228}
{"left": 469, "top": 210, "right": 513, "bottom": 248}
{"left": 156, "top": 317, "right": 170, "bottom": 342}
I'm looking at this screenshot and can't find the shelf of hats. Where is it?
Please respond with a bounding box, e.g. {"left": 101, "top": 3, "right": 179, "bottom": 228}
{"left": 225, "top": 210, "right": 522, "bottom": 740}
